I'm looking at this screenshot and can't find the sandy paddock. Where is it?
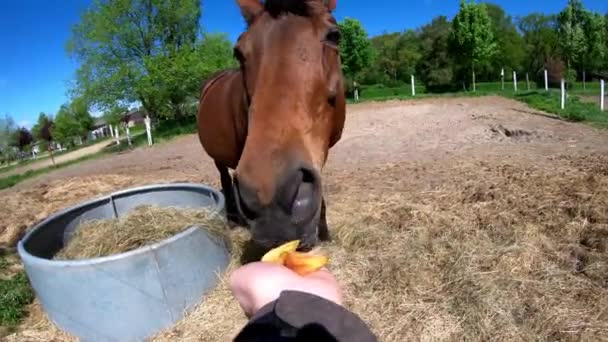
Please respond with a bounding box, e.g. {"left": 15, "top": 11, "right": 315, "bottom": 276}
{"left": 2, "top": 96, "right": 608, "bottom": 341}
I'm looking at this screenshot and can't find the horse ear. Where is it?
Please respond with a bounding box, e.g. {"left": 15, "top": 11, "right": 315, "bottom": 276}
{"left": 237, "top": 0, "right": 264, "bottom": 25}
{"left": 325, "top": 0, "right": 337, "bottom": 11}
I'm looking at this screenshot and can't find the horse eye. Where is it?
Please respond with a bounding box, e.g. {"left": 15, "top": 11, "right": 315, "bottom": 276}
{"left": 328, "top": 90, "right": 337, "bottom": 107}
{"left": 233, "top": 48, "right": 245, "bottom": 64}
{"left": 326, "top": 27, "right": 341, "bottom": 45}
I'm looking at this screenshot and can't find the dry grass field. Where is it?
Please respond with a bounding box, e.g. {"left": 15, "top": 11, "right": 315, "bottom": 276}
{"left": 2, "top": 96, "right": 608, "bottom": 341}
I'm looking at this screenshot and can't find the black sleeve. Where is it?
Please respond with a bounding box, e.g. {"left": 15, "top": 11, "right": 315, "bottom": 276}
{"left": 233, "top": 290, "right": 377, "bottom": 342}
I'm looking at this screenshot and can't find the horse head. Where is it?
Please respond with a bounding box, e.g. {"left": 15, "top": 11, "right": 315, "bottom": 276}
{"left": 232, "top": 0, "right": 345, "bottom": 250}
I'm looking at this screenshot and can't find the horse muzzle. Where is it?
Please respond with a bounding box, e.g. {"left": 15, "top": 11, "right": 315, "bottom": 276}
{"left": 233, "top": 163, "right": 322, "bottom": 250}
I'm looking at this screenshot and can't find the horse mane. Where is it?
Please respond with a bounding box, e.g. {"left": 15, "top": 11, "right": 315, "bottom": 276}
{"left": 264, "top": 0, "right": 326, "bottom": 18}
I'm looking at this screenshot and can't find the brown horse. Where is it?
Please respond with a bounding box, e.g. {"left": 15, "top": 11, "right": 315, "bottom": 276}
{"left": 197, "top": 0, "right": 345, "bottom": 251}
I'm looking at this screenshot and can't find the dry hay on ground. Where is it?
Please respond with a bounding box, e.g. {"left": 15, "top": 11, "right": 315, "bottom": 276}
{"left": 3, "top": 302, "right": 77, "bottom": 342}
{"left": 322, "top": 155, "right": 608, "bottom": 341}
{"left": 6, "top": 154, "right": 608, "bottom": 341}
{"left": 0, "top": 174, "right": 186, "bottom": 249}
{"left": 152, "top": 154, "right": 608, "bottom": 341}
{"left": 54, "top": 205, "right": 227, "bottom": 261}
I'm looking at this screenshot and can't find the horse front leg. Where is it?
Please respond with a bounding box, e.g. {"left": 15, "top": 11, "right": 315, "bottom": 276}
{"left": 318, "top": 196, "right": 331, "bottom": 242}
{"left": 215, "top": 161, "right": 247, "bottom": 228}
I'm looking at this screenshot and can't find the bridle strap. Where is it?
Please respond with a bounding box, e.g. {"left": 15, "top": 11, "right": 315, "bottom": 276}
{"left": 239, "top": 65, "right": 251, "bottom": 112}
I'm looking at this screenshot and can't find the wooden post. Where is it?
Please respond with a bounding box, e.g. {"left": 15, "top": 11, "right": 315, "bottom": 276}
{"left": 513, "top": 71, "right": 518, "bottom": 92}
{"left": 601, "top": 79, "right": 605, "bottom": 111}
{"left": 411, "top": 75, "right": 416, "bottom": 96}
{"left": 526, "top": 73, "right": 530, "bottom": 91}
{"left": 544, "top": 69, "right": 549, "bottom": 91}
{"left": 561, "top": 78, "right": 566, "bottom": 110}
{"left": 48, "top": 144, "right": 55, "bottom": 166}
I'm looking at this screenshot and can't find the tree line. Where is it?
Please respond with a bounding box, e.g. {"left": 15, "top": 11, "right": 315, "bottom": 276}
{"left": 0, "top": 96, "right": 97, "bottom": 165}
{"left": 338, "top": 0, "right": 608, "bottom": 92}
{"left": 2, "top": 0, "right": 606, "bottom": 165}
{"left": 1, "top": 0, "right": 236, "bottom": 165}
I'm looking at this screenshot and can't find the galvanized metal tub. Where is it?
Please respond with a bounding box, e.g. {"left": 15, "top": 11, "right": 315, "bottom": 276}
{"left": 17, "top": 183, "right": 230, "bottom": 342}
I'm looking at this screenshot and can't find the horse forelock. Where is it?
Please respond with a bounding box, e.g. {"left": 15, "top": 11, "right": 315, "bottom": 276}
{"left": 263, "top": 0, "right": 327, "bottom": 18}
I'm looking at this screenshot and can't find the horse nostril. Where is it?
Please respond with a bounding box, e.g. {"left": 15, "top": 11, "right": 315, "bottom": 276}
{"left": 291, "top": 168, "right": 318, "bottom": 222}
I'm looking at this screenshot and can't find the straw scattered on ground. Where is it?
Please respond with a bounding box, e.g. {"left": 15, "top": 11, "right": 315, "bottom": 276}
{"left": 152, "top": 154, "right": 608, "bottom": 341}
{"left": 0, "top": 174, "right": 163, "bottom": 248}
{"left": 3, "top": 301, "right": 77, "bottom": 342}
{"left": 55, "top": 205, "right": 228, "bottom": 260}
{"left": 5, "top": 155, "right": 608, "bottom": 341}
{"left": 3, "top": 96, "right": 608, "bottom": 341}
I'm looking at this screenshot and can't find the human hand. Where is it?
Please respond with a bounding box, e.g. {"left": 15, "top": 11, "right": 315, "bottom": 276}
{"left": 229, "top": 261, "right": 342, "bottom": 318}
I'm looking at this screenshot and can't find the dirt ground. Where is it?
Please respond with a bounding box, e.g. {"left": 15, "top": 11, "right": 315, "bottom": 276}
{"left": 1, "top": 139, "right": 115, "bottom": 178}
{"left": 2, "top": 95, "right": 608, "bottom": 341}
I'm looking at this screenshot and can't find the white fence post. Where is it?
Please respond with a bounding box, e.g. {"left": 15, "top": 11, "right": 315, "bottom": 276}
{"left": 561, "top": 78, "right": 566, "bottom": 110}
{"left": 601, "top": 79, "right": 605, "bottom": 111}
{"left": 145, "top": 115, "right": 153, "bottom": 146}
{"left": 126, "top": 125, "right": 132, "bottom": 146}
{"left": 109, "top": 124, "right": 114, "bottom": 138}
{"left": 544, "top": 69, "right": 549, "bottom": 91}
{"left": 472, "top": 71, "right": 476, "bottom": 92}
{"left": 411, "top": 75, "right": 416, "bottom": 96}
{"left": 526, "top": 73, "right": 530, "bottom": 91}
{"left": 513, "top": 71, "right": 518, "bottom": 92}
{"left": 583, "top": 71, "right": 586, "bottom": 90}
{"left": 501, "top": 68, "right": 504, "bottom": 90}
{"left": 115, "top": 127, "right": 120, "bottom": 145}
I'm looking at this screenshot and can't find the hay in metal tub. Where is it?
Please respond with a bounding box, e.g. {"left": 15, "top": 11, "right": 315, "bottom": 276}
{"left": 17, "top": 183, "right": 229, "bottom": 341}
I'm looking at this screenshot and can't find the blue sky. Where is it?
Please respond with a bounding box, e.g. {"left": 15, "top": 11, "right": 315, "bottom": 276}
{"left": 1, "top": 0, "right": 607, "bottom": 128}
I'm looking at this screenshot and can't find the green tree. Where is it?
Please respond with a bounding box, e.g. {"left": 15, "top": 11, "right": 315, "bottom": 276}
{"left": 103, "top": 106, "right": 127, "bottom": 127}
{"left": 605, "top": 13, "right": 608, "bottom": 68}
{"left": 67, "top": 0, "right": 202, "bottom": 118}
{"left": 418, "top": 16, "right": 454, "bottom": 89}
{"left": 367, "top": 30, "right": 421, "bottom": 86}
{"left": 51, "top": 97, "right": 95, "bottom": 146}
{"left": 369, "top": 33, "right": 401, "bottom": 85}
{"left": 30, "top": 113, "right": 56, "bottom": 164}
{"left": 32, "top": 112, "right": 55, "bottom": 142}
{"left": 31, "top": 113, "right": 48, "bottom": 142}
{"left": 395, "top": 31, "right": 422, "bottom": 83}
{"left": 53, "top": 105, "right": 83, "bottom": 147}
{"left": 517, "top": 13, "right": 560, "bottom": 78}
{"left": 0, "top": 114, "right": 15, "bottom": 151}
{"left": 557, "top": 0, "right": 587, "bottom": 81}
{"left": 450, "top": 0, "right": 497, "bottom": 91}
{"left": 582, "top": 12, "right": 607, "bottom": 74}
{"left": 11, "top": 127, "right": 33, "bottom": 159}
{"left": 338, "top": 18, "right": 374, "bottom": 84}
{"left": 70, "top": 96, "right": 95, "bottom": 136}
{"left": 483, "top": 3, "right": 525, "bottom": 80}
{"left": 138, "top": 33, "right": 236, "bottom": 119}
{"left": 0, "top": 114, "right": 16, "bottom": 164}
